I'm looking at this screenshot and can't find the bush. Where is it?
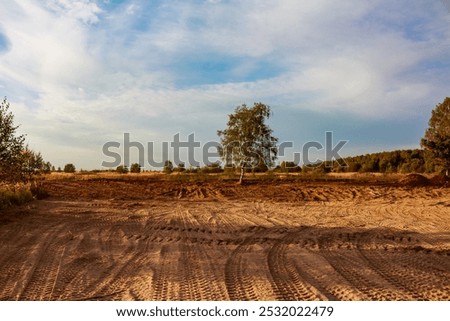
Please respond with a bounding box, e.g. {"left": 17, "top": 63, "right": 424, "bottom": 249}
{"left": 163, "top": 160, "right": 173, "bottom": 174}
{"left": 0, "top": 184, "right": 34, "bottom": 209}
{"left": 199, "top": 163, "right": 223, "bottom": 174}
{"left": 130, "top": 163, "right": 141, "bottom": 173}
{"left": 116, "top": 165, "right": 129, "bottom": 174}
{"left": 64, "top": 163, "right": 76, "bottom": 173}
{"left": 0, "top": 98, "right": 26, "bottom": 182}
{"left": 185, "top": 167, "right": 199, "bottom": 174}
{"left": 173, "top": 163, "right": 186, "bottom": 173}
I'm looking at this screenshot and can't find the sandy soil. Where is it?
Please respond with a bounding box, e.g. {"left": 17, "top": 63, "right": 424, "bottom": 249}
{"left": 0, "top": 178, "right": 449, "bottom": 300}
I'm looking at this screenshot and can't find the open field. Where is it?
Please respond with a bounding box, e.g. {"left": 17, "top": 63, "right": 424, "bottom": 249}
{"left": 0, "top": 175, "right": 449, "bottom": 300}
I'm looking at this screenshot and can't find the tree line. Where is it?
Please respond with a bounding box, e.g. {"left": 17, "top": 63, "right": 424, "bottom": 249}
{"left": 2, "top": 97, "right": 450, "bottom": 183}
{"left": 332, "top": 149, "right": 441, "bottom": 174}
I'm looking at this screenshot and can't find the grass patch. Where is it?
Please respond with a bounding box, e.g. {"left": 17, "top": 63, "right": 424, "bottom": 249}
{"left": 0, "top": 182, "right": 49, "bottom": 210}
{"left": 0, "top": 184, "right": 34, "bottom": 210}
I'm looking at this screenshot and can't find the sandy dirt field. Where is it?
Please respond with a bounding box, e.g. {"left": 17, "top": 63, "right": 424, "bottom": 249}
{"left": 0, "top": 177, "right": 449, "bottom": 300}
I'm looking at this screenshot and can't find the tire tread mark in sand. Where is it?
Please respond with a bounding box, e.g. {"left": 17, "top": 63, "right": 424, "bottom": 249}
{"left": 178, "top": 242, "right": 224, "bottom": 300}
{"left": 55, "top": 258, "right": 94, "bottom": 300}
{"left": 18, "top": 244, "right": 65, "bottom": 300}
{"left": 294, "top": 248, "right": 364, "bottom": 300}
{"left": 177, "top": 208, "right": 227, "bottom": 301}
{"left": 356, "top": 245, "right": 445, "bottom": 301}
{"left": 267, "top": 229, "right": 321, "bottom": 301}
{"left": 224, "top": 229, "right": 271, "bottom": 301}
{"left": 320, "top": 249, "right": 405, "bottom": 300}
{"left": 224, "top": 243, "right": 258, "bottom": 300}
{"left": 398, "top": 251, "right": 450, "bottom": 300}
{"left": 0, "top": 248, "right": 33, "bottom": 300}
{"left": 14, "top": 225, "right": 67, "bottom": 300}
{"left": 89, "top": 251, "right": 149, "bottom": 300}
{"left": 288, "top": 248, "right": 339, "bottom": 300}
{"left": 151, "top": 208, "right": 193, "bottom": 300}
{"left": 0, "top": 223, "right": 56, "bottom": 300}
{"left": 151, "top": 247, "right": 179, "bottom": 301}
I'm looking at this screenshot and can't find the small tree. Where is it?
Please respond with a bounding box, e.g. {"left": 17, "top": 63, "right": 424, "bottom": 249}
{"left": 163, "top": 160, "right": 173, "bottom": 174}
{"left": 42, "top": 161, "right": 52, "bottom": 174}
{"left": 217, "top": 102, "right": 278, "bottom": 184}
{"left": 421, "top": 97, "right": 450, "bottom": 176}
{"left": 174, "top": 163, "right": 186, "bottom": 173}
{"left": 130, "top": 163, "right": 141, "bottom": 173}
{"left": 64, "top": 163, "right": 76, "bottom": 173}
{"left": 0, "top": 97, "right": 26, "bottom": 181}
{"left": 116, "top": 165, "right": 129, "bottom": 174}
{"left": 21, "top": 146, "right": 45, "bottom": 180}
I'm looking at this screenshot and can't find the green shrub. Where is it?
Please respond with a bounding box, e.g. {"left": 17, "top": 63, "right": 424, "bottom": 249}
{"left": 64, "top": 163, "right": 76, "bottom": 173}
{"left": 130, "top": 163, "right": 141, "bottom": 173}
{"left": 116, "top": 165, "right": 129, "bottom": 174}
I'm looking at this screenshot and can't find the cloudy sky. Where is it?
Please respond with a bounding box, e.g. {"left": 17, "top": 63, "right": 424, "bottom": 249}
{"left": 1, "top": 0, "right": 450, "bottom": 169}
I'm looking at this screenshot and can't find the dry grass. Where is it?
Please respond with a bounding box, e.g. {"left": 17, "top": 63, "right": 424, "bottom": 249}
{"left": 40, "top": 171, "right": 427, "bottom": 185}
{"left": 0, "top": 183, "right": 34, "bottom": 209}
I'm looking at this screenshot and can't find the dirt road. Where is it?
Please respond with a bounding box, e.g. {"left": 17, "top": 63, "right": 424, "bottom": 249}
{"left": 0, "top": 179, "right": 449, "bottom": 300}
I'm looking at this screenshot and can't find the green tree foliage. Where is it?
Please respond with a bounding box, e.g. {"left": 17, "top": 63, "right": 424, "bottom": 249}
{"left": 116, "top": 165, "right": 129, "bottom": 174}
{"left": 217, "top": 102, "right": 278, "bottom": 184}
{"left": 280, "top": 161, "right": 302, "bottom": 173}
{"left": 130, "top": 163, "right": 141, "bottom": 173}
{"left": 21, "top": 146, "right": 45, "bottom": 180}
{"left": 200, "top": 162, "right": 223, "bottom": 174}
{"left": 42, "top": 162, "right": 52, "bottom": 174}
{"left": 0, "top": 98, "right": 48, "bottom": 182}
{"left": 173, "top": 163, "right": 186, "bottom": 173}
{"left": 421, "top": 97, "right": 450, "bottom": 175}
{"left": 163, "top": 160, "right": 173, "bottom": 174}
{"left": 336, "top": 149, "right": 439, "bottom": 174}
{"left": 63, "top": 163, "right": 76, "bottom": 173}
{"left": 0, "top": 97, "right": 26, "bottom": 181}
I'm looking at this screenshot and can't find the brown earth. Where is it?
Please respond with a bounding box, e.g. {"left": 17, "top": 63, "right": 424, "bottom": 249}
{"left": 0, "top": 177, "right": 449, "bottom": 300}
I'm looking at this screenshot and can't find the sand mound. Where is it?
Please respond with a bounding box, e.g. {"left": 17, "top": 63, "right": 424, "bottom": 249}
{"left": 429, "top": 174, "right": 450, "bottom": 186}
{"left": 400, "top": 174, "right": 429, "bottom": 186}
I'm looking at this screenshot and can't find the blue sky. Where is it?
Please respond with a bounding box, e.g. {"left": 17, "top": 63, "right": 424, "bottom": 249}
{"left": 1, "top": 0, "right": 450, "bottom": 169}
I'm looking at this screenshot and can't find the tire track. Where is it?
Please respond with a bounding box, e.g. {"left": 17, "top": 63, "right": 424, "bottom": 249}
{"left": 16, "top": 227, "right": 67, "bottom": 300}
{"left": 224, "top": 227, "right": 274, "bottom": 300}
{"left": 177, "top": 207, "right": 228, "bottom": 300}
{"left": 320, "top": 248, "right": 408, "bottom": 300}
{"left": 267, "top": 229, "right": 322, "bottom": 301}
{"left": 357, "top": 246, "right": 449, "bottom": 300}
{"left": 290, "top": 247, "right": 353, "bottom": 300}
{"left": 224, "top": 242, "right": 259, "bottom": 300}
{"left": 151, "top": 244, "right": 180, "bottom": 300}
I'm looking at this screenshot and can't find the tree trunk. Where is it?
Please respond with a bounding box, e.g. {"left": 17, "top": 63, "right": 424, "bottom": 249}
{"left": 239, "top": 166, "right": 245, "bottom": 184}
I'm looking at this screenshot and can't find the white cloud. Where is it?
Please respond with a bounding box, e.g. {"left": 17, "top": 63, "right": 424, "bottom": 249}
{"left": 0, "top": 0, "right": 450, "bottom": 168}
{"left": 46, "top": 0, "right": 102, "bottom": 24}
{"left": 125, "top": 3, "right": 138, "bottom": 15}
